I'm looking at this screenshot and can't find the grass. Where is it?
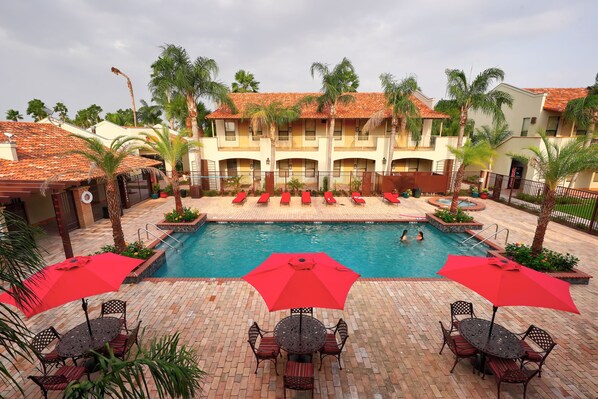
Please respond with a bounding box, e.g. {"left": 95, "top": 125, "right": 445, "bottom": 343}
{"left": 554, "top": 198, "right": 596, "bottom": 219}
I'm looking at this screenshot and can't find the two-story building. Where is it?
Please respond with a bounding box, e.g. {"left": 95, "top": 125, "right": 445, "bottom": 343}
{"left": 204, "top": 92, "right": 455, "bottom": 191}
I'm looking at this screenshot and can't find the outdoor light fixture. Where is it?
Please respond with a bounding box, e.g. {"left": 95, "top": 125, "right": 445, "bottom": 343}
{"left": 353, "top": 163, "right": 358, "bottom": 170}
{"left": 248, "top": 125, "right": 253, "bottom": 133}
{"left": 289, "top": 160, "right": 293, "bottom": 170}
{"left": 266, "top": 158, "right": 270, "bottom": 165}
{"left": 250, "top": 161, "right": 254, "bottom": 170}
{"left": 382, "top": 157, "right": 387, "bottom": 165}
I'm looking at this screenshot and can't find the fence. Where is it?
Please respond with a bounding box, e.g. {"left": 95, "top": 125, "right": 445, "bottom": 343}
{"left": 486, "top": 172, "right": 598, "bottom": 235}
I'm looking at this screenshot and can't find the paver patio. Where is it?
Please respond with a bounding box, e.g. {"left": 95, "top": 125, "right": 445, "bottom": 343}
{"left": 2, "top": 194, "right": 597, "bottom": 398}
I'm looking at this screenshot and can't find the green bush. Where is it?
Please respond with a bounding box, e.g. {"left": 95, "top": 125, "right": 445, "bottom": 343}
{"left": 287, "top": 178, "right": 305, "bottom": 193}
{"left": 164, "top": 207, "right": 200, "bottom": 223}
{"left": 434, "top": 208, "right": 474, "bottom": 223}
{"left": 323, "top": 176, "right": 329, "bottom": 192}
{"left": 516, "top": 192, "right": 584, "bottom": 205}
{"left": 504, "top": 243, "right": 578, "bottom": 272}
{"left": 96, "top": 241, "right": 155, "bottom": 260}
{"left": 204, "top": 190, "right": 219, "bottom": 197}
{"left": 163, "top": 184, "right": 174, "bottom": 196}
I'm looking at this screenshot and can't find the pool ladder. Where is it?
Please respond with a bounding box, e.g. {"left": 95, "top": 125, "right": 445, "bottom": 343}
{"left": 460, "top": 223, "right": 509, "bottom": 250}
{"left": 137, "top": 223, "right": 182, "bottom": 252}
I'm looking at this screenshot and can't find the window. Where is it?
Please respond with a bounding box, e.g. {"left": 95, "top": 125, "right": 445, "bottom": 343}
{"left": 304, "top": 120, "right": 316, "bottom": 141}
{"left": 356, "top": 120, "right": 368, "bottom": 140}
{"left": 250, "top": 125, "right": 262, "bottom": 141}
{"left": 386, "top": 120, "right": 392, "bottom": 133}
{"left": 278, "top": 123, "right": 289, "bottom": 141}
{"left": 521, "top": 118, "right": 531, "bottom": 137}
{"left": 226, "top": 159, "right": 238, "bottom": 176}
{"left": 278, "top": 159, "right": 290, "bottom": 178}
{"left": 333, "top": 160, "right": 341, "bottom": 177}
{"left": 575, "top": 125, "right": 588, "bottom": 137}
{"left": 546, "top": 116, "right": 559, "bottom": 136}
{"left": 224, "top": 121, "right": 236, "bottom": 141}
{"left": 305, "top": 160, "right": 316, "bottom": 178}
{"left": 334, "top": 121, "right": 343, "bottom": 140}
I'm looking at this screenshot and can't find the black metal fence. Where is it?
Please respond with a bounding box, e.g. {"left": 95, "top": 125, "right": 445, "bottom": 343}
{"left": 486, "top": 172, "right": 598, "bottom": 235}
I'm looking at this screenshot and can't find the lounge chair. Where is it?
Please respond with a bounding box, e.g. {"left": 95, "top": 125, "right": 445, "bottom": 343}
{"left": 324, "top": 191, "right": 336, "bottom": 205}
{"left": 257, "top": 193, "right": 270, "bottom": 205}
{"left": 351, "top": 192, "right": 365, "bottom": 205}
{"left": 383, "top": 192, "right": 400, "bottom": 205}
{"left": 232, "top": 191, "right": 247, "bottom": 204}
{"left": 302, "top": 191, "right": 311, "bottom": 205}
{"left": 280, "top": 192, "right": 291, "bottom": 205}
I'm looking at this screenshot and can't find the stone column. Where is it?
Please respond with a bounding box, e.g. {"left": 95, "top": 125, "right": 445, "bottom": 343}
{"left": 70, "top": 186, "right": 95, "bottom": 228}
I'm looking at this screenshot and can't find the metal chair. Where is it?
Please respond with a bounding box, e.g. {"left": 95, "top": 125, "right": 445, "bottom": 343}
{"left": 518, "top": 325, "right": 556, "bottom": 377}
{"left": 100, "top": 299, "right": 128, "bottom": 332}
{"left": 449, "top": 301, "right": 476, "bottom": 333}
{"left": 290, "top": 307, "right": 313, "bottom": 317}
{"left": 318, "top": 318, "right": 349, "bottom": 370}
{"left": 29, "top": 365, "right": 87, "bottom": 399}
{"left": 485, "top": 356, "right": 539, "bottom": 399}
{"left": 30, "top": 327, "right": 65, "bottom": 375}
{"left": 247, "top": 322, "right": 280, "bottom": 375}
{"left": 105, "top": 320, "right": 141, "bottom": 360}
{"left": 284, "top": 361, "right": 314, "bottom": 399}
{"left": 438, "top": 321, "right": 477, "bottom": 373}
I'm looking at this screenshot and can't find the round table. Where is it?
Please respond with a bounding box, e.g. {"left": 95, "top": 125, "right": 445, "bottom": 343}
{"left": 459, "top": 318, "right": 524, "bottom": 359}
{"left": 274, "top": 315, "right": 326, "bottom": 355}
{"left": 57, "top": 317, "right": 123, "bottom": 358}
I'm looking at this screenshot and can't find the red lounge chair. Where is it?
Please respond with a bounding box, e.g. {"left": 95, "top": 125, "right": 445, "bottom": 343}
{"left": 351, "top": 192, "right": 365, "bottom": 205}
{"left": 324, "top": 191, "right": 336, "bottom": 205}
{"left": 302, "top": 191, "right": 311, "bottom": 205}
{"left": 280, "top": 192, "right": 291, "bottom": 205}
{"left": 257, "top": 193, "right": 270, "bottom": 205}
{"left": 383, "top": 192, "right": 400, "bottom": 205}
{"left": 232, "top": 191, "right": 247, "bottom": 204}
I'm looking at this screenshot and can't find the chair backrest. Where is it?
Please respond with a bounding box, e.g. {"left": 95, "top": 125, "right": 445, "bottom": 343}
{"left": 523, "top": 325, "right": 556, "bottom": 356}
{"left": 101, "top": 299, "right": 127, "bottom": 319}
{"left": 439, "top": 321, "right": 458, "bottom": 354}
{"left": 122, "top": 320, "right": 141, "bottom": 358}
{"left": 290, "top": 308, "right": 313, "bottom": 317}
{"left": 336, "top": 319, "right": 349, "bottom": 350}
{"left": 450, "top": 301, "right": 475, "bottom": 321}
{"left": 247, "top": 322, "right": 261, "bottom": 354}
{"left": 31, "top": 327, "right": 61, "bottom": 355}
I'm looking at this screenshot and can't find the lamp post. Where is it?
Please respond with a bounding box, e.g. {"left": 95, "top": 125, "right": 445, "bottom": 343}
{"left": 110, "top": 66, "right": 137, "bottom": 127}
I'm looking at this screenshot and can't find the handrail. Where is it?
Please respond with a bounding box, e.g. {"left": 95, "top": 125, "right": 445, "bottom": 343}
{"left": 145, "top": 223, "right": 183, "bottom": 247}
{"left": 137, "top": 228, "right": 179, "bottom": 252}
{"left": 460, "top": 224, "right": 498, "bottom": 245}
{"left": 470, "top": 228, "right": 510, "bottom": 250}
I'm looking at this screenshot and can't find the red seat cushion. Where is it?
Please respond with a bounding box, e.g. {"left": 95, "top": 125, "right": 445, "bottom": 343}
{"left": 43, "top": 349, "right": 63, "bottom": 362}
{"left": 322, "top": 333, "right": 340, "bottom": 354}
{"left": 286, "top": 361, "right": 314, "bottom": 379}
{"left": 56, "top": 365, "right": 86, "bottom": 381}
{"left": 487, "top": 357, "right": 527, "bottom": 382}
{"left": 257, "top": 336, "right": 280, "bottom": 358}
{"left": 452, "top": 335, "right": 477, "bottom": 356}
{"left": 521, "top": 340, "right": 543, "bottom": 362}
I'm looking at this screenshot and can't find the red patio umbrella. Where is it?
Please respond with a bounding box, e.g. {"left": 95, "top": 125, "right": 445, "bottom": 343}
{"left": 243, "top": 253, "right": 360, "bottom": 312}
{"left": 437, "top": 255, "right": 579, "bottom": 338}
{"left": 0, "top": 253, "right": 143, "bottom": 336}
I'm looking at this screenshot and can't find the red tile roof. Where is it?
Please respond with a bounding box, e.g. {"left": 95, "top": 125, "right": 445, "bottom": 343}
{"left": 207, "top": 92, "right": 448, "bottom": 120}
{"left": 523, "top": 88, "right": 588, "bottom": 112}
{"left": 0, "top": 122, "right": 160, "bottom": 181}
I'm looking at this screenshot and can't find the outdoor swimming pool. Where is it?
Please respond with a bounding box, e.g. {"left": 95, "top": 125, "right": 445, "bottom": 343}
{"left": 436, "top": 198, "right": 478, "bottom": 208}
{"left": 154, "top": 222, "right": 490, "bottom": 278}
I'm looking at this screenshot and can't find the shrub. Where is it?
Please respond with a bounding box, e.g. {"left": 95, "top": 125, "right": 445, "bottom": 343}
{"left": 163, "top": 184, "right": 174, "bottom": 196}
{"left": 350, "top": 178, "right": 362, "bottom": 192}
{"left": 96, "top": 241, "right": 154, "bottom": 260}
{"left": 164, "top": 207, "right": 200, "bottom": 223}
{"left": 152, "top": 183, "right": 161, "bottom": 193}
{"left": 504, "top": 243, "right": 578, "bottom": 272}
{"left": 204, "top": 190, "right": 219, "bottom": 197}
{"left": 323, "top": 176, "right": 329, "bottom": 192}
{"left": 288, "top": 178, "right": 305, "bottom": 193}
{"left": 434, "top": 208, "right": 474, "bottom": 223}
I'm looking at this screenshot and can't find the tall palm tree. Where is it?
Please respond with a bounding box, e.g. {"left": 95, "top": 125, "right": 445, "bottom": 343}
{"left": 363, "top": 73, "right": 420, "bottom": 174}
{"left": 69, "top": 135, "right": 140, "bottom": 252}
{"left": 245, "top": 102, "right": 301, "bottom": 172}
{"left": 111, "top": 66, "right": 138, "bottom": 127}
{"left": 138, "top": 99, "right": 163, "bottom": 126}
{"left": 444, "top": 68, "right": 513, "bottom": 148}
{"left": 232, "top": 69, "right": 260, "bottom": 93}
{"left": 510, "top": 131, "right": 598, "bottom": 254}
{"left": 149, "top": 52, "right": 180, "bottom": 130}
{"left": 0, "top": 212, "right": 45, "bottom": 395}
{"left": 53, "top": 102, "right": 69, "bottom": 121}
{"left": 5, "top": 109, "right": 23, "bottom": 122}
{"left": 26, "top": 99, "right": 48, "bottom": 122}
{"left": 137, "top": 127, "right": 200, "bottom": 213}
{"left": 471, "top": 120, "right": 512, "bottom": 170}
{"left": 447, "top": 141, "right": 495, "bottom": 213}
{"left": 310, "top": 58, "right": 359, "bottom": 176}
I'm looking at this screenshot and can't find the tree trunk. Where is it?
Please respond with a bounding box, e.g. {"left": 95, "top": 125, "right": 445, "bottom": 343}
{"left": 269, "top": 125, "right": 276, "bottom": 173}
{"left": 386, "top": 117, "right": 398, "bottom": 175}
{"left": 187, "top": 95, "right": 202, "bottom": 178}
{"left": 126, "top": 79, "right": 137, "bottom": 127}
{"left": 456, "top": 107, "right": 468, "bottom": 148}
{"left": 106, "top": 178, "right": 126, "bottom": 253}
{"left": 171, "top": 169, "right": 183, "bottom": 214}
{"left": 450, "top": 164, "right": 466, "bottom": 214}
{"left": 531, "top": 187, "right": 556, "bottom": 255}
{"left": 327, "top": 115, "right": 335, "bottom": 179}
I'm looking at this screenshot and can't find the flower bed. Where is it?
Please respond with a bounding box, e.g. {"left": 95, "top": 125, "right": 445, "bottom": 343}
{"left": 426, "top": 210, "right": 483, "bottom": 233}
{"left": 156, "top": 213, "right": 207, "bottom": 233}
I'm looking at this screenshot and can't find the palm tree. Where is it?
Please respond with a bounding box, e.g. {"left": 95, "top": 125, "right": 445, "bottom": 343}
{"left": 471, "top": 120, "right": 512, "bottom": 170}
{"left": 363, "top": 73, "right": 420, "bottom": 174}
{"left": 149, "top": 52, "right": 179, "bottom": 130}
{"left": 0, "top": 212, "right": 45, "bottom": 395}
{"left": 138, "top": 99, "right": 163, "bottom": 126}
{"left": 447, "top": 141, "right": 495, "bottom": 213}
{"left": 69, "top": 135, "right": 140, "bottom": 252}
{"left": 232, "top": 69, "right": 260, "bottom": 93}
{"left": 5, "top": 109, "right": 23, "bottom": 122}
{"left": 111, "top": 66, "right": 138, "bottom": 127}
{"left": 137, "top": 127, "right": 200, "bottom": 214}
{"left": 53, "top": 102, "right": 69, "bottom": 121}
{"left": 64, "top": 333, "right": 205, "bottom": 399}
{"left": 73, "top": 104, "right": 103, "bottom": 128}
{"left": 310, "top": 57, "right": 359, "bottom": 176}
{"left": 26, "top": 99, "right": 48, "bottom": 122}
{"left": 444, "top": 68, "right": 513, "bottom": 148}
{"left": 245, "top": 102, "right": 301, "bottom": 172}
{"left": 510, "top": 131, "right": 598, "bottom": 254}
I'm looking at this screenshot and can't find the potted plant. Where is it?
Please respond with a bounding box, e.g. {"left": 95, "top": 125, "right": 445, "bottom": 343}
{"left": 151, "top": 183, "right": 161, "bottom": 199}
{"left": 412, "top": 187, "right": 421, "bottom": 198}
{"left": 470, "top": 185, "right": 479, "bottom": 198}
{"left": 479, "top": 188, "right": 489, "bottom": 199}
{"left": 402, "top": 188, "right": 412, "bottom": 198}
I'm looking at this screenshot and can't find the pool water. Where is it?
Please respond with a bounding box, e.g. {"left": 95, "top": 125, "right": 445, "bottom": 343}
{"left": 153, "top": 223, "right": 490, "bottom": 278}
{"left": 436, "top": 198, "right": 478, "bottom": 208}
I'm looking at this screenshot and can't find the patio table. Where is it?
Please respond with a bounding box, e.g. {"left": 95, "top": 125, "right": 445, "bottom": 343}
{"left": 57, "top": 317, "right": 123, "bottom": 359}
{"left": 459, "top": 318, "right": 524, "bottom": 374}
{"left": 274, "top": 315, "right": 326, "bottom": 356}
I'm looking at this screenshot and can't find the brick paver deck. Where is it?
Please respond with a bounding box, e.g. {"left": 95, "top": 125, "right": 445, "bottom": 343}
{"left": 3, "top": 194, "right": 597, "bottom": 398}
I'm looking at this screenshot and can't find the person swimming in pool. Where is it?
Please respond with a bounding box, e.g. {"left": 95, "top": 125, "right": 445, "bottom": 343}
{"left": 401, "top": 229, "right": 408, "bottom": 242}
{"left": 416, "top": 231, "right": 424, "bottom": 241}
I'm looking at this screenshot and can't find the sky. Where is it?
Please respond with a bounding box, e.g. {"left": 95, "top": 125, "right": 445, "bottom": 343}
{"left": 1, "top": 0, "right": 596, "bottom": 121}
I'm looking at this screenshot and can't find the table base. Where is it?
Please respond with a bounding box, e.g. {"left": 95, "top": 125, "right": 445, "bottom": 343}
{"left": 470, "top": 354, "right": 493, "bottom": 375}
{"left": 289, "top": 354, "right": 313, "bottom": 363}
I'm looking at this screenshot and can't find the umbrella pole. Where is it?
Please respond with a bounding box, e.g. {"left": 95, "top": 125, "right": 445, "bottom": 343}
{"left": 487, "top": 306, "right": 498, "bottom": 341}
{"left": 299, "top": 312, "right": 303, "bottom": 335}
{"left": 81, "top": 298, "right": 93, "bottom": 337}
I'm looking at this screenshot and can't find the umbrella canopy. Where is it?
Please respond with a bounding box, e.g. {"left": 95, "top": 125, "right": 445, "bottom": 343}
{"left": 243, "top": 252, "right": 360, "bottom": 311}
{"left": 0, "top": 253, "right": 143, "bottom": 335}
